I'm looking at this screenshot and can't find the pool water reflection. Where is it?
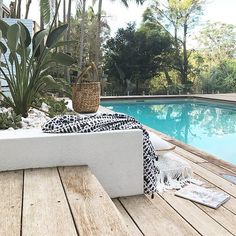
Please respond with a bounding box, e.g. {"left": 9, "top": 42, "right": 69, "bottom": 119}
{"left": 102, "top": 99, "right": 236, "bottom": 165}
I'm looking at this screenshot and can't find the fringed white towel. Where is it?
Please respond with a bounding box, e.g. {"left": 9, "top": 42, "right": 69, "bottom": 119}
{"left": 156, "top": 152, "right": 192, "bottom": 192}
{"left": 42, "top": 113, "right": 192, "bottom": 195}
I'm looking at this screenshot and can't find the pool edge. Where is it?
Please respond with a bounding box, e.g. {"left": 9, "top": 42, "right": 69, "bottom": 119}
{"left": 101, "top": 94, "right": 236, "bottom": 105}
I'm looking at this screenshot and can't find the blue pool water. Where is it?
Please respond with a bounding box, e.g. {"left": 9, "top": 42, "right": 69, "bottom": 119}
{"left": 102, "top": 99, "right": 236, "bottom": 165}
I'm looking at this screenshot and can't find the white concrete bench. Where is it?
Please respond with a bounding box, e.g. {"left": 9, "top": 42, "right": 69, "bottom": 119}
{"left": 0, "top": 128, "right": 143, "bottom": 198}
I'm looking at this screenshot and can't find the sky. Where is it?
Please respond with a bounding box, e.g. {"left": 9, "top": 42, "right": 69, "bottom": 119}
{"left": 101, "top": 0, "right": 236, "bottom": 35}
{"left": 2, "top": 0, "right": 236, "bottom": 43}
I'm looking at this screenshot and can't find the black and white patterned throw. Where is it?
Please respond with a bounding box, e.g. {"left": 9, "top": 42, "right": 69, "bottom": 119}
{"left": 42, "top": 113, "right": 159, "bottom": 194}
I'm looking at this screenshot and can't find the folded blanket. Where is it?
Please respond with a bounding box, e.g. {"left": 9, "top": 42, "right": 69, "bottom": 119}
{"left": 42, "top": 113, "right": 159, "bottom": 194}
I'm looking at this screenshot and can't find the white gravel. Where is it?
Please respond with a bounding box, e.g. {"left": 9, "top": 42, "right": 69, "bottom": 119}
{"left": 0, "top": 106, "right": 50, "bottom": 129}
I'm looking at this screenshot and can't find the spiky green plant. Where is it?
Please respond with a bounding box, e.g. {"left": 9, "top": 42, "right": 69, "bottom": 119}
{"left": 0, "top": 3, "right": 76, "bottom": 118}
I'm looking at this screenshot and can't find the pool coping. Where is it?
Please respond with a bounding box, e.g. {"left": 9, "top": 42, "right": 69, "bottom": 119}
{"left": 100, "top": 95, "right": 236, "bottom": 173}
{"left": 101, "top": 94, "right": 236, "bottom": 105}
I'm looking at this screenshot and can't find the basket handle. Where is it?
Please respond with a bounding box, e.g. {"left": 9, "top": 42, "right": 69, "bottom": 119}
{"left": 74, "top": 62, "right": 99, "bottom": 85}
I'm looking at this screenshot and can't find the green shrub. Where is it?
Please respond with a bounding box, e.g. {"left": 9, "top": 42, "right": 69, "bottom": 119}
{"left": 32, "top": 96, "right": 69, "bottom": 118}
{"left": 0, "top": 110, "right": 22, "bottom": 129}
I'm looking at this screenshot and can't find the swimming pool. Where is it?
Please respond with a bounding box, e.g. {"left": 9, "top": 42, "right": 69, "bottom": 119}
{"left": 102, "top": 99, "right": 236, "bottom": 165}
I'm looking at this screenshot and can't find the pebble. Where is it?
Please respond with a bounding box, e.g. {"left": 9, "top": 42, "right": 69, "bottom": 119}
{"left": 21, "top": 108, "right": 50, "bottom": 129}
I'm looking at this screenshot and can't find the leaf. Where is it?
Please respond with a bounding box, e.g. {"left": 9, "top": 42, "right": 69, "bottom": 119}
{"left": 18, "top": 21, "right": 31, "bottom": 48}
{"left": 40, "top": 0, "right": 51, "bottom": 25}
{"left": 32, "top": 29, "right": 47, "bottom": 57}
{"left": 46, "top": 24, "right": 68, "bottom": 48}
{"left": 0, "top": 42, "right": 7, "bottom": 54}
{"left": 41, "top": 75, "right": 55, "bottom": 84}
{"left": 7, "top": 24, "right": 20, "bottom": 52}
{"left": 9, "top": 52, "right": 14, "bottom": 65}
{"left": 0, "top": 20, "right": 9, "bottom": 38}
{"left": 51, "top": 52, "right": 76, "bottom": 66}
{"left": 52, "top": 40, "right": 77, "bottom": 48}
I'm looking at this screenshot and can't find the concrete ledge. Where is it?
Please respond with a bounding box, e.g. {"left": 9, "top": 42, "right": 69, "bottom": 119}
{"left": 0, "top": 128, "right": 143, "bottom": 198}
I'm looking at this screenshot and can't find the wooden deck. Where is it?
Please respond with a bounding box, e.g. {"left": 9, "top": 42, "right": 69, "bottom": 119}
{"left": 0, "top": 166, "right": 130, "bottom": 236}
{"left": 114, "top": 144, "right": 236, "bottom": 236}
{"left": 194, "top": 93, "right": 236, "bottom": 103}
{"left": 1, "top": 143, "right": 236, "bottom": 236}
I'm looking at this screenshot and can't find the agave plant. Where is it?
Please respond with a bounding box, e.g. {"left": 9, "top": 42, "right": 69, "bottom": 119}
{"left": 0, "top": 14, "right": 76, "bottom": 117}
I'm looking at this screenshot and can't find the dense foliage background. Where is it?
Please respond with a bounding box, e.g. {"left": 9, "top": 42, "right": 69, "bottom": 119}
{"left": 1, "top": 0, "right": 236, "bottom": 96}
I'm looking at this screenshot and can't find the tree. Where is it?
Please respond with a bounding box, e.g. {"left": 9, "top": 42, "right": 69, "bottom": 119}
{"left": 194, "top": 22, "right": 236, "bottom": 93}
{"left": 150, "top": 0, "right": 205, "bottom": 85}
{"left": 141, "top": 8, "right": 177, "bottom": 88}
{"left": 69, "top": 5, "right": 109, "bottom": 67}
{"left": 104, "top": 23, "right": 172, "bottom": 94}
{"left": 94, "top": 0, "right": 146, "bottom": 69}
{"left": 9, "top": 0, "right": 52, "bottom": 29}
{"left": 196, "top": 21, "right": 236, "bottom": 63}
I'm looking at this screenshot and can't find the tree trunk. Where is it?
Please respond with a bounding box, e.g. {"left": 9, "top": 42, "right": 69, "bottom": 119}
{"left": 25, "top": 0, "right": 32, "bottom": 19}
{"left": 78, "top": 0, "right": 86, "bottom": 70}
{"left": 65, "top": 0, "right": 72, "bottom": 82}
{"left": 67, "top": 0, "right": 72, "bottom": 44}
{"left": 136, "top": 78, "right": 139, "bottom": 94}
{"left": 174, "top": 24, "right": 185, "bottom": 84}
{"left": 54, "top": 0, "right": 59, "bottom": 28}
{"left": 16, "top": 0, "right": 21, "bottom": 18}
{"left": 164, "top": 69, "right": 173, "bottom": 85}
{"left": 182, "top": 21, "right": 188, "bottom": 85}
{"left": 63, "top": 0, "right": 66, "bottom": 42}
{"left": 95, "top": 0, "right": 102, "bottom": 68}
{"left": 0, "top": 0, "right": 3, "bottom": 18}
{"left": 63, "top": 0, "right": 67, "bottom": 81}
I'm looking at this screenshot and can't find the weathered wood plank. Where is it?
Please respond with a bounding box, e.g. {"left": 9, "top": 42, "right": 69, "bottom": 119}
{"left": 199, "top": 162, "right": 236, "bottom": 181}
{"left": 0, "top": 171, "right": 23, "bottom": 236}
{"left": 175, "top": 144, "right": 236, "bottom": 173}
{"left": 112, "top": 199, "right": 143, "bottom": 236}
{"left": 196, "top": 203, "right": 236, "bottom": 235}
{"left": 160, "top": 191, "right": 233, "bottom": 236}
{"left": 58, "top": 166, "right": 130, "bottom": 236}
{"left": 175, "top": 153, "right": 236, "bottom": 197}
{"left": 174, "top": 147, "right": 208, "bottom": 163}
{"left": 22, "top": 168, "right": 77, "bottom": 236}
{"left": 120, "top": 195, "right": 199, "bottom": 236}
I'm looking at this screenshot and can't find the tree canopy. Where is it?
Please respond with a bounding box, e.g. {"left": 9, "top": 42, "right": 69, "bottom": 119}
{"left": 104, "top": 21, "right": 173, "bottom": 95}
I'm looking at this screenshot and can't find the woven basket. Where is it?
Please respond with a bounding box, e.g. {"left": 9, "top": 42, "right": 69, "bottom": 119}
{"left": 72, "top": 63, "right": 100, "bottom": 113}
{"left": 72, "top": 82, "right": 100, "bottom": 113}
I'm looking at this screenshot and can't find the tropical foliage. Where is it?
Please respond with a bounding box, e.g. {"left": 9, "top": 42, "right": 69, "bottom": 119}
{"left": 0, "top": 0, "right": 236, "bottom": 105}
{"left": 0, "top": 13, "right": 76, "bottom": 117}
{"left": 102, "top": 1, "right": 236, "bottom": 95}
